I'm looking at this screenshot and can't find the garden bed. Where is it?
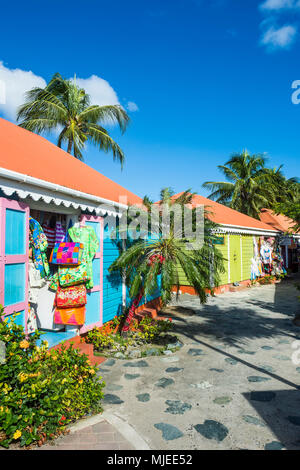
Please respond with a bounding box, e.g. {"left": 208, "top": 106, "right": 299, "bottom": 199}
{"left": 85, "top": 315, "right": 183, "bottom": 360}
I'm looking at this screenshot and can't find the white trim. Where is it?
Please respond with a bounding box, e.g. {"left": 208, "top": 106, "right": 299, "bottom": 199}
{"left": 214, "top": 224, "right": 279, "bottom": 236}
{"left": 240, "top": 235, "right": 243, "bottom": 281}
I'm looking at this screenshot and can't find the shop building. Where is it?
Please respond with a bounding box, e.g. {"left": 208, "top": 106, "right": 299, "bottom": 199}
{"left": 0, "top": 118, "right": 158, "bottom": 348}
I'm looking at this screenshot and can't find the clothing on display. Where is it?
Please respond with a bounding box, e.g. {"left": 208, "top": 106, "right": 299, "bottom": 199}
{"left": 55, "top": 222, "right": 66, "bottom": 244}
{"left": 42, "top": 225, "right": 56, "bottom": 248}
{"left": 49, "top": 242, "right": 84, "bottom": 265}
{"left": 68, "top": 225, "right": 99, "bottom": 290}
{"left": 55, "top": 284, "right": 87, "bottom": 308}
{"left": 54, "top": 306, "right": 86, "bottom": 326}
{"left": 29, "top": 216, "right": 50, "bottom": 279}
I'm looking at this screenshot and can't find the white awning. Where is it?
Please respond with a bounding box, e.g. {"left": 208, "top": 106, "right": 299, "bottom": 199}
{"left": 0, "top": 168, "right": 125, "bottom": 218}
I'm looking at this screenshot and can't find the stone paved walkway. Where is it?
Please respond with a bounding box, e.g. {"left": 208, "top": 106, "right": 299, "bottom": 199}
{"left": 39, "top": 418, "right": 136, "bottom": 450}
{"left": 96, "top": 278, "right": 300, "bottom": 450}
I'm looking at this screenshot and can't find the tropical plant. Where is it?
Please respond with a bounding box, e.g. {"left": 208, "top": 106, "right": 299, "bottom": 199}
{"left": 109, "top": 188, "right": 225, "bottom": 334}
{"left": 203, "top": 150, "right": 281, "bottom": 219}
{"left": 17, "top": 73, "right": 129, "bottom": 166}
{"left": 0, "top": 312, "right": 105, "bottom": 448}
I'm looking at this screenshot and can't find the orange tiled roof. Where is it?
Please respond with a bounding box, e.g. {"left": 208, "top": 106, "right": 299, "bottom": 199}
{"left": 163, "top": 192, "right": 279, "bottom": 231}
{"left": 259, "top": 208, "right": 296, "bottom": 233}
{"left": 0, "top": 118, "right": 142, "bottom": 206}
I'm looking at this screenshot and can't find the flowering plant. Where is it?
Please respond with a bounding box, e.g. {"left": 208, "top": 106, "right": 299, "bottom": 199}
{"left": 0, "top": 311, "right": 105, "bottom": 448}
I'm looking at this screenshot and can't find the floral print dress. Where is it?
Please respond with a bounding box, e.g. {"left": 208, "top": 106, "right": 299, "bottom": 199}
{"left": 68, "top": 225, "right": 99, "bottom": 290}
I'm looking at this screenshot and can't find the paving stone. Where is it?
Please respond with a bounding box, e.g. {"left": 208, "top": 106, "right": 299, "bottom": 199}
{"left": 272, "top": 354, "right": 290, "bottom": 361}
{"left": 237, "top": 349, "right": 256, "bottom": 355}
{"left": 154, "top": 423, "right": 184, "bottom": 440}
{"left": 103, "top": 394, "right": 124, "bottom": 404}
{"left": 213, "top": 396, "right": 232, "bottom": 405}
{"left": 124, "top": 373, "right": 140, "bottom": 380}
{"left": 106, "top": 384, "right": 123, "bottom": 392}
{"left": 194, "top": 420, "right": 229, "bottom": 442}
{"left": 187, "top": 348, "right": 205, "bottom": 356}
{"left": 247, "top": 376, "right": 271, "bottom": 383}
{"left": 123, "top": 360, "right": 149, "bottom": 368}
{"left": 260, "top": 365, "right": 275, "bottom": 373}
{"left": 105, "top": 359, "right": 116, "bottom": 367}
{"left": 165, "top": 400, "right": 192, "bottom": 415}
{"left": 136, "top": 393, "right": 150, "bottom": 402}
{"left": 264, "top": 441, "right": 285, "bottom": 450}
{"left": 165, "top": 367, "right": 183, "bottom": 373}
{"left": 155, "top": 377, "right": 175, "bottom": 388}
{"left": 190, "top": 381, "right": 213, "bottom": 390}
{"left": 242, "top": 415, "right": 266, "bottom": 427}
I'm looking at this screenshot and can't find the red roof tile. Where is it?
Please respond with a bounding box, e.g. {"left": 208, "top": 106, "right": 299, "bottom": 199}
{"left": 165, "top": 192, "right": 278, "bottom": 231}
{"left": 259, "top": 208, "right": 296, "bottom": 232}
{"left": 0, "top": 118, "right": 142, "bottom": 206}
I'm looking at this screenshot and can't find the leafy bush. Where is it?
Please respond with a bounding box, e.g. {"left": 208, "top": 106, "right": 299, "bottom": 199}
{"left": 0, "top": 314, "right": 105, "bottom": 448}
{"left": 86, "top": 315, "right": 173, "bottom": 351}
{"left": 137, "top": 316, "right": 173, "bottom": 343}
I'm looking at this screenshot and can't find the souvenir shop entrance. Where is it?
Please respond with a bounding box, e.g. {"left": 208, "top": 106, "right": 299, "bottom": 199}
{"left": 0, "top": 196, "right": 104, "bottom": 343}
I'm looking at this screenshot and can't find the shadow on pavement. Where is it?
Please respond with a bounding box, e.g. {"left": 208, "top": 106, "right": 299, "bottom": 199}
{"left": 243, "top": 389, "right": 300, "bottom": 450}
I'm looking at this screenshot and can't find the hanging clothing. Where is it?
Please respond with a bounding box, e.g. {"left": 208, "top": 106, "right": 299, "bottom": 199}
{"left": 55, "top": 222, "right": 66, "bottom": 244}
{"left": 50, "top": 261, "right": 90, "bottom": 289}
{"left": 27, "top": 304, "right": 38, "bottom": 334}
{"left": 29, "top": 217, "right": 50, "bottom": 278}
{"left": 68, "top": 225, "right": 99, "bottom": 289}
{"left": 260, "top": 241, "right": 273, "bottom": 265}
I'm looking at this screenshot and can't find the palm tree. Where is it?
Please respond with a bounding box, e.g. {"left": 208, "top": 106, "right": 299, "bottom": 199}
{"left": 17, "top": 73, "right": 129, "bottom": 166}
{"left": 110, "top": 188, "right": 224, "bottom": 334}
{"left": 202, "top": 150, "right": 277, "bottom": 219}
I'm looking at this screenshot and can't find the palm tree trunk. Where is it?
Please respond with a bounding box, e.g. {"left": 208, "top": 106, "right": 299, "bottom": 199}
{"left": 67, "top": 138, "right": 73, "bottom": 154}
{"left": 122, "top": 289, "right": 144, "bottom": 336}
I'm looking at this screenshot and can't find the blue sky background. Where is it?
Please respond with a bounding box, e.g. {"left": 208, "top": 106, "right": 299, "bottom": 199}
{"left": 0, "top": 0, "right": 299, "bottom": 201}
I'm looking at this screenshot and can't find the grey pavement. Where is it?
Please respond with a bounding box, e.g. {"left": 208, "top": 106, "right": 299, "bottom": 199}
{"left": 97, "top": 278, "right": 300, "bottom": 450}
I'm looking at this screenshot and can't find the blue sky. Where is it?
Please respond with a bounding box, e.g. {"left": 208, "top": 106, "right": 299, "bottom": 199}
{"left": 0, "top": 0, "right": 299, "bottom": 201}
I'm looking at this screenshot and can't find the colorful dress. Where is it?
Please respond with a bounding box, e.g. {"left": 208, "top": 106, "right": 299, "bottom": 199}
{"left": 68, "top": 225, "right": 99, "bottom": 290}
{"left": 29, "top": 217, "right": 50, "bottom": 278}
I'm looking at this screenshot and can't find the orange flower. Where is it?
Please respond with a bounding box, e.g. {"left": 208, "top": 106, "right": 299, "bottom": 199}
{"left": 19, "top": 340, "right": 30, "bottom": 349}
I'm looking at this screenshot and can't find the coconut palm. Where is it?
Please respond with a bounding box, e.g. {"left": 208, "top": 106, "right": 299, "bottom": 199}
{"left": 17, "top": 73, "right": 129, "bottom": 166}
{"left": 202, "top": 150, "right": 278, "bottom": 219}
{"left": 110, "top": 188, "right": 224, "bottom": 334}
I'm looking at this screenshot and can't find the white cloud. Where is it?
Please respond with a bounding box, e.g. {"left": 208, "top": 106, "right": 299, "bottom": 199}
{"left": 0, "top": 63, "right": 129, "bottom": 123}
{"left": 126, "top": 101, "right": 139, "bottom": 112}
{"left": 260, "top": 24, "right": 297, "bottom": 49}
{"left": 0, "top": 61, "right": 46, "bottom": 120}
{"left": 75, "top": 75, "right": 120, "bottom": 106}
{"left": 260, "top": 0, "right": 300, "bottom": 10}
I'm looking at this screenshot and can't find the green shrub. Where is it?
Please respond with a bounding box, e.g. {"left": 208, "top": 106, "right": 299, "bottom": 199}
{"left": 137, "top": 316, "right": 173, "bottom": 343}
{"left": 0, "top": 314, "right": 105, "bottom": 448}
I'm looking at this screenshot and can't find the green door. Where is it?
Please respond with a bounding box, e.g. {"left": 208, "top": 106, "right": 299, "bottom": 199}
{"left": 230, "top": 235, "right": 241, "bottom": 283}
